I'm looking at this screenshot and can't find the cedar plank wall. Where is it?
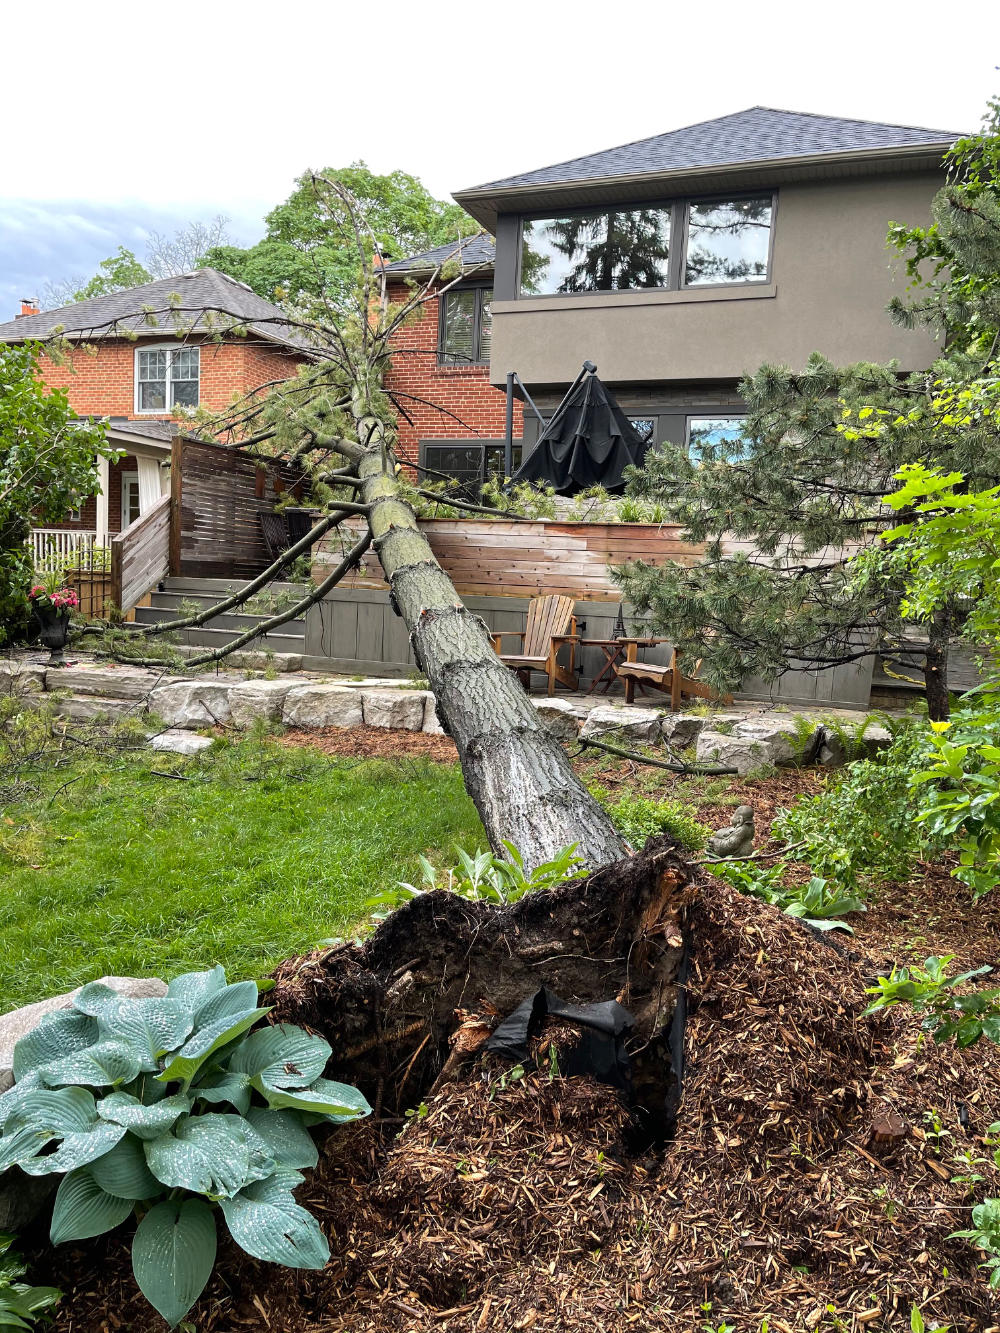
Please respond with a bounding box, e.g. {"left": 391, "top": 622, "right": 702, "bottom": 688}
{"left": 172, "top": 439, "right": 304, "bottom": 579}
{"left": 315, "top": 519, "right": 703, "bottom": 601}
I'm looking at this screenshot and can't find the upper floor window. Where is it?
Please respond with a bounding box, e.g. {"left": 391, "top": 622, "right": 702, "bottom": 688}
{"left": 686, "top": 416, "right": 749, "bottom": 464}
{"left": 136, "top": 345, "right": 200, "bottom": 412}
{"left": 628, "top": 417, "right": 656, "bottom": 445}
{"left": 440, "top": 287, "right": 493, "bottom": 365}
{"left": 522, "top": 207, "right": 671, "bottom": 295}
{"left": 519, "top": 195, "right": 773, "bottom": 296}
{"left": 685, "top": 199, "right": 772, "bottom": 286}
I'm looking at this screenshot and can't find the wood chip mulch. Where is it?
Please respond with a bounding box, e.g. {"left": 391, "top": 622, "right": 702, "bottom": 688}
{"left": 37, "top": 877, "right": 1000, "bottom": 1333}
{"left": 278, "top": 726, "right": 459, "bottom": 764}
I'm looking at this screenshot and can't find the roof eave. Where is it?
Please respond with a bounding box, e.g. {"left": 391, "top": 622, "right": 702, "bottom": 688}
{"left": 452, "top": 141, "right": 953, "bottom": 229}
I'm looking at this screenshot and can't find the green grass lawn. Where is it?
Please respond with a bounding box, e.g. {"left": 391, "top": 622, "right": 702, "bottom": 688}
{"left": 0, "top": 736, "right": 483, "bottom": 1013}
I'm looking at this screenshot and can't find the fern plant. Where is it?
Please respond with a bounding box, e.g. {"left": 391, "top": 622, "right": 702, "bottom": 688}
{"left": 0, "top": 967, "right": 370, "bottom": 1327}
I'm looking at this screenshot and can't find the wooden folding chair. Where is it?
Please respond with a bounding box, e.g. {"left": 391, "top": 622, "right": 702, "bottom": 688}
{"left": 491, "top": 594, "right": 580, "bottom": 695}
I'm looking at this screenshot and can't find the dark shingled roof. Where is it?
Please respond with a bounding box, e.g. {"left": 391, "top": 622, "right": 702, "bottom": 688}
{"left": 461, "top": 106, "right": 961, "bottom": 193}
{"left": 382, "top": 235, "right": 495, "bottom": 276}
{"left": 0, "top": 268, "right": 307, "bottom": 349}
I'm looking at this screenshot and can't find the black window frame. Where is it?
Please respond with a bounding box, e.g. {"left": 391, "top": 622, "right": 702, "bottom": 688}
{"left": 516, "top": 190, "right": 776, "bottom": 298}
{"left": 438, "top": 283, "right": 493, "bottom": 366}
{"left": 420, "top": 439, "right": 522, "bottom": 498}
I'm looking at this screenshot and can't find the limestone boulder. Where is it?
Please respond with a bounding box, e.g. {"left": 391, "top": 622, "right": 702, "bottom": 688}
{"left": 150, "top": 729, "right": 215, "bottom": 755}
{"left": 0, "top": 662, "right": 45, "bottom": 697}
{"left": 0, "top": 975, "right": 168, "bottom": 1095}
{"left": 729, "top": 717, "right": 807, "bottom": 767}
{"left": 51, "top": 694, "right": 143, "bottom": 722}
{"left": 361, "top": 689, "right": 427, "bottom": 732}
{"left": 580, "top": 705, "right": 664, "bottom": 743}
{"left": 149, "top": 680, "right": 233, "bottom": 729}
{"left": 532, "top": 697, "right": 582, "bottom": 741}
{"left": 696, "top": 730, "right": 778, "bottom": 776}
{"left": 661, "top": 713, "right": 705, "bottom": 749}
{"left": 282, "top": 683, "right": 363, "bottom": 729}
{"left": 51, "top": 665, "right": 171, "bottom": 700}
{"left": 422, "top": 693, "right": 445, "bottom": 735}
{"left": 229, "top": 679, "right": 296, "bottom": 728}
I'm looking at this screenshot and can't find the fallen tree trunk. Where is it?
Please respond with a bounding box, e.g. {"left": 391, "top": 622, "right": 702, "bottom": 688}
{"left": 271, "top": 835, "right": 692, "bottom": 1133}
{"left": 348, "top": 396, "right": 627, "bottom": 872}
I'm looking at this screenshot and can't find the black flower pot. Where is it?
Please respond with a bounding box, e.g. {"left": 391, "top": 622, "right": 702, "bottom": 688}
{"left": 32, "top": 604, "right": 71, "bottom": 665}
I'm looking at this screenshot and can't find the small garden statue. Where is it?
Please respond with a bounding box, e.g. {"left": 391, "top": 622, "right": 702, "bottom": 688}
{"left": 706, "top": 805, "right": 755, "bottom": 859}
{"left": 28, "top": 580, "right": 78, "bottom": 665}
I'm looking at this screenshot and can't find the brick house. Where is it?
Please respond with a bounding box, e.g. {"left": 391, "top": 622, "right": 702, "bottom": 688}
{"left": 0, "top": 268, "right": 306, "bottom": 566}
{"left": 380, "top": 237, "right": 525, "bottom": 490}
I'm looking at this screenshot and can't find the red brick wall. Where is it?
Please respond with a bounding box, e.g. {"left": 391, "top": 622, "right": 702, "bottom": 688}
{"left": 35, "top": 338, "right": 303, "bottom": 420}
{"left": 384, "top": 280, "right": 522, "bottom": 468}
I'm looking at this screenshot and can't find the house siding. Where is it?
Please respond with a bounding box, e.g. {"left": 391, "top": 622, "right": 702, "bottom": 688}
{"left": 383, "top": 279, "right": 522, "bottom": 466}
{"left": 488, "top": 172, "right": 943, "bottom": 391}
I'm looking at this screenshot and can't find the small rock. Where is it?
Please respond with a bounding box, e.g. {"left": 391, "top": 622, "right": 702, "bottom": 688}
{"left": 361, "top": 689, "right": 427, "bottom": 731}
{"left": 149, "top": 681, "right": 233, "bottom": 729}
{"left": 282, "top": 683, "right": 363, "bottom": 729}
{"left": 580, "top": 705, "right": 663, "bottom": 742}
{"left": 532, "top": 698, "right": 581, "bottom": 741}
{"left": 149, "top": 729, "right": 214, "bottom": 755}
{"left": 228, "top": 679, "right": 296, "bottom": 728}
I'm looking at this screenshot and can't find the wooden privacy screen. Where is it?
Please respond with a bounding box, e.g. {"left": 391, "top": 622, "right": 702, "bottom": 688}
{"left": 112, "top": 493, "right": 171, "bottom": 611}
{"left": 170, "top": 438, "right": 304, "bottom": 579}
{"left": 314, "top": 519, "right": 702, "bottom": 601}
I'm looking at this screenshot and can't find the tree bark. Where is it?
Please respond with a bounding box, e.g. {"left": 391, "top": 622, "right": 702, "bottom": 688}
{"left": 924, "top": 608, "right": 951, "bottom": 722}
{"left": 351, "top": 399, "right": 627, "bottom": 872}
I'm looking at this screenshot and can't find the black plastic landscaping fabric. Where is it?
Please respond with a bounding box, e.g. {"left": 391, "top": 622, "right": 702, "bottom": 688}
{"left": 509, "top": 370, "right": 649, "bottom": 495}
{"left": 485, "top": 986, "right": 635, "bottom": 1091}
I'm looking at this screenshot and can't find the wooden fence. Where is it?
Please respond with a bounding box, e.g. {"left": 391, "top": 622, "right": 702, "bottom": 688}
{"left": 112, "top": 494, "right": 171, "bottom": 613}
{"left": 315, "top": 518, "right": 703, "bottom": 601}
{"left": 170, "top": 437, "right": 304, "bottom": 580}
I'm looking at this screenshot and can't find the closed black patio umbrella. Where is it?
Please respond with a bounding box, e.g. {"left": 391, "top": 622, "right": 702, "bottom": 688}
{"left": 509, "top": 363, "right": 648, "bottom": 495}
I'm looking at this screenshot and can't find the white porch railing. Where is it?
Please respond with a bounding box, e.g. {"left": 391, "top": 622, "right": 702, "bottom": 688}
{"left": 29, "top": 528, "right": 101, "bottom": 574}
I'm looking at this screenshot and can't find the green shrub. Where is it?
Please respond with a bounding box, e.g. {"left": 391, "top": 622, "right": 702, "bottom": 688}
{"left": 0, "top": 967, "right": 370, "bottom": 1327}
{"left": 592, "top": 787, "right": 710, "bottom": 852}
{"left": 0, "top": 1232, "right": 60, "bottom": 1328}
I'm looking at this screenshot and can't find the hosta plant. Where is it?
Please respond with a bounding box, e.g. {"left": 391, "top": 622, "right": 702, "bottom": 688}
{"left": 0, "top": 1232, "right": 60, "bottom": 1329}
{"left": 0, "top": 967, "right": 370, "bottom": 1327}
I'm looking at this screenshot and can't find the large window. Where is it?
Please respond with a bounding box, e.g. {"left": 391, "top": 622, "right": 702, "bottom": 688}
{"left": 519, "top": 195, "right": 772, "bottom": 296}
{"left": 685, "top": 198, "right": 772, "bottom": 286}
{"left": 521, "top": 207, "right": 671, "bottom": 295}
{"left": 686, "top": 416, "right": 749, "bottom": 464}
{"left": 135, "top": 345, "right": 200, "bottom": 412}
{"left": 422, "top": 440, "right": 523, "bottom": 497}
{"left": 440, "top": 287, "right": 492, "bottom": 365}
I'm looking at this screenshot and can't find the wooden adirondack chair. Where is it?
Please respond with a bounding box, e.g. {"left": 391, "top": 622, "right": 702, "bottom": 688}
{"left": 491, "top": 594, "right": 579, "bottom": 695}
{"left": 616, "top": 646, "right": 732, "bottom": 710}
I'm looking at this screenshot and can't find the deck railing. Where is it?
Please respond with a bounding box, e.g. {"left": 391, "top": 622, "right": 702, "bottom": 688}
{"left": 29, "top": 528, "right": 102, "bottom": 574}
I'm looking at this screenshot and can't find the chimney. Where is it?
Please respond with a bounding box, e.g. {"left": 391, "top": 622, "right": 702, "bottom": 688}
{"left": 17, "top": 298, "right": 39, "bottom": 318}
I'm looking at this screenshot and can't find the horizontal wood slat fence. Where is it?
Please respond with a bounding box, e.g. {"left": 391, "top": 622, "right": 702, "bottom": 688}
{"left": 314, "top": 518, "right": 703, "bottom": 600}
{"left": 112, "top": 494, "right": 171, "bottom": 613}
{"left": 170, "top": 437, "right": 304, "bottom": 580}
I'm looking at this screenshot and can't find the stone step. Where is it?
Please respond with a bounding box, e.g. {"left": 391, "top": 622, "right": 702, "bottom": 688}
{"left": 45, "top": 664, "right": 182, "bottom": 700}
{"left": 51, "top": 693, "right": 147, "bottom": 722}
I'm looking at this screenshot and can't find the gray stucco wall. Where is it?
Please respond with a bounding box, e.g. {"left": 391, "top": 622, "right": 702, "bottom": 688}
{"left": 488, "top": 172, "right": 942, "bottom": 390}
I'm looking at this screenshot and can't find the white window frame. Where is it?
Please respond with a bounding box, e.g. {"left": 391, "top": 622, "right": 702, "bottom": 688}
{"left": 120, "top": 470, "right": 140, "bottom": 530}
{"left": 134, "top": 343, "right": 200, "bottom": 414}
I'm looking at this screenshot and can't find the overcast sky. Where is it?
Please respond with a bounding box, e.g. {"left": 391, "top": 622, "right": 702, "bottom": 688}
{"left": 2, "top": 0, "right": 999, "bottom": 317}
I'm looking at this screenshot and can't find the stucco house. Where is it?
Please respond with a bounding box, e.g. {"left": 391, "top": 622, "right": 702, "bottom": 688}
{"left": 0, "top": 269, "right": 307, "bottom": 568}
{"left": 386, "top": 107, "right": 958, "bottom": 482}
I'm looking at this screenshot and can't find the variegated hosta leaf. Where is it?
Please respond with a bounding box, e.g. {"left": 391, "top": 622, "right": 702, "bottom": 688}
{"left": 50, "top": 1167, "right": 134, "bottom": 1244}
{"left": 74, "top": 986, "right": 193, "bottom": 1071}
{"left": 40, "top": 1040, "right": 141, "bottom": 1089}
{"left": 193, "top": 980, "right": 260, "bottom": 1028}
{"left": 229, "top": 1024, "right": 332, "bottom": 1089}
{"left": 219, "top": 1171, "right": 329, "bottom": 1269}
{"left": 132, "top": 1197, "right": 216, "bottom": 1328}
{"left": 11, "top": 1010, "right": 99, "bottom": 1083}
{"left": 255, "top": 1076, "right": 372, "bottom": 1123}
{"left": 191, "top": 1070, "right": 252, "bottom": 1116}
{"left": 144, "top": 1114, "right": 275, "bottom": 1199}
{"left": 165, "top": 966, "right": 228, "bottom": 1013}
{"left": 89, "top": 1132, "right": 160, "bottom": 1200}
{"left": 96, "top": 1091, "right": 192, "bottom": 1141}
{"left": 245, "top": 1107, "right": 319, "bottom": 1170}
{"left": 156, "top": 1008, "right": 270, "bottom": 1087}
